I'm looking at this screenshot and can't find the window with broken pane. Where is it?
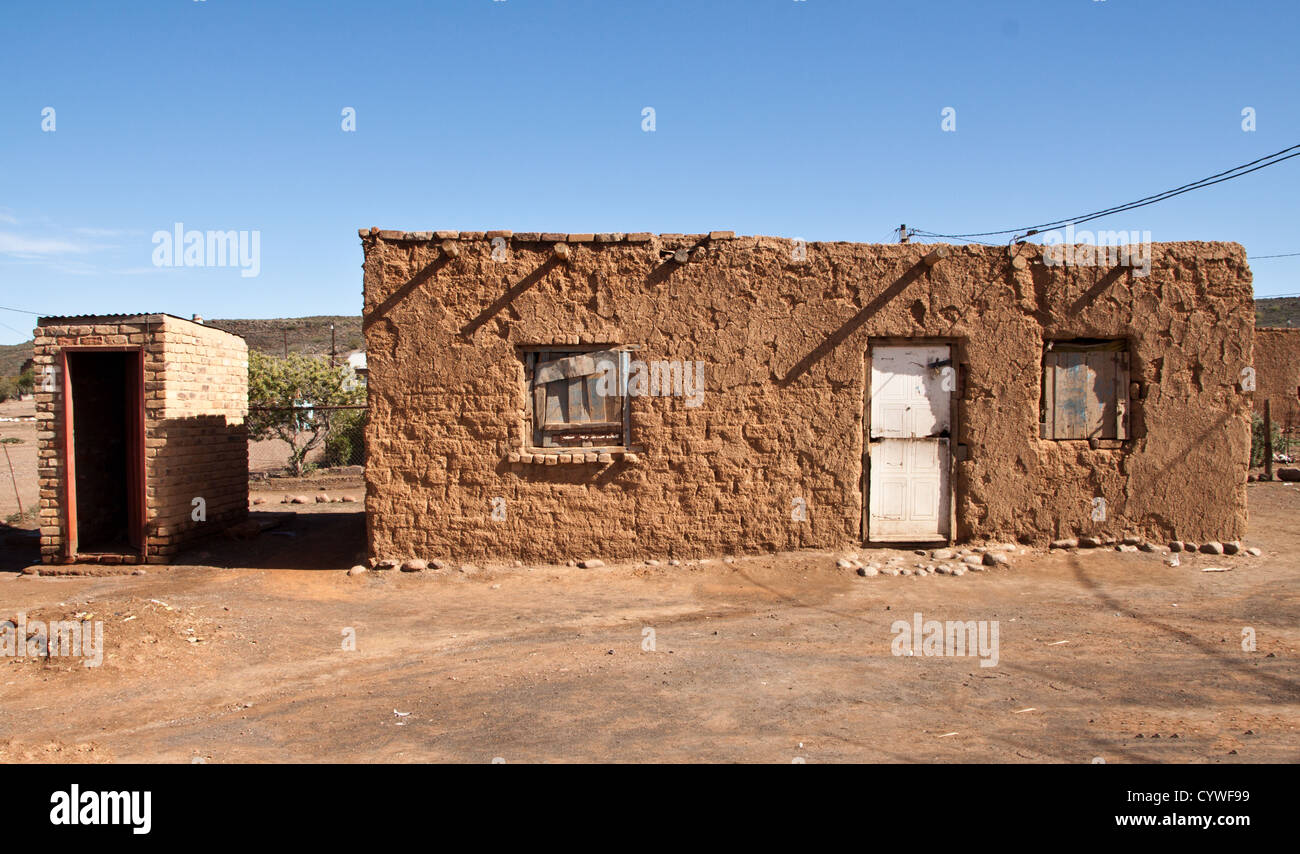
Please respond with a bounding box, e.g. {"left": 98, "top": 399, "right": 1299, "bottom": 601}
{"left": 1040, "top": 339, "right": 1130, "bottom": 440}
{"left": 523, "top": 348, "right": 628, "bottom": 449}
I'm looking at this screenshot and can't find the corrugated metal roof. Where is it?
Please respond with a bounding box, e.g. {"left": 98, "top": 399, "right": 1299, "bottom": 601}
{"left": 36, "top": 313, "right": 247, "bottom": 339}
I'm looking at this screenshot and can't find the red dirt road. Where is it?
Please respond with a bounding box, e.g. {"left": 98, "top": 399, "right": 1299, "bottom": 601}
{"left": 1, "top": 484, "right": 1296, "bottom": 763}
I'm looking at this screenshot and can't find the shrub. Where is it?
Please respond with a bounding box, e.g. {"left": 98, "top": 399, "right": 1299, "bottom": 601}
{"left": 247, "top": 351, "right": 364, "bottom": 475}
{"left": 1251, "top": 414, "right": 1284, "bottom": 467}
{"left": 322, "top": 408, "right": 366, "bottom": 467}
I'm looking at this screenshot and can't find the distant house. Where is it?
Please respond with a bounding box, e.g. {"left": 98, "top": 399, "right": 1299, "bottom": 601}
{"left": 346, "top": 350, "right": 367, "bottom": 388}
{"left": 1252, "top": 328, "right": 1300, "bottom": 432}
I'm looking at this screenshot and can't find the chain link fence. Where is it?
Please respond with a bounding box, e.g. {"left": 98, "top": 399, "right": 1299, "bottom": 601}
{"left": 247, "top": 405, "right": 366, "bottom": 474}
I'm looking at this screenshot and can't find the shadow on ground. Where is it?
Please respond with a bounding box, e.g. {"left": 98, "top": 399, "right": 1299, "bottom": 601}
{"left": 0, "top": 522, "right": 39, "bottom": 572}
{"left": 169, "top": 510, "right": 366, "bottom": 572}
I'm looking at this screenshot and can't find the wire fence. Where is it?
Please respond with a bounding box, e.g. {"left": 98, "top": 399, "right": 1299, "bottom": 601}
{"left": 248, "top": 405, "right": 367, "bottom": 474}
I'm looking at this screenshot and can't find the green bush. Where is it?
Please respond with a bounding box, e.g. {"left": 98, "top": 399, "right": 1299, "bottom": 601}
{"left": 322, "top": 408, "right": 366, "bottom": 467}
{"left": 1251, "top": 414, "right": 1284, "bottom": 467}
{"left": 247, "top": 351, "right": 364, "bottom": 475}
{"left": 15, "top": 368, "right": 35, "bottom": 396}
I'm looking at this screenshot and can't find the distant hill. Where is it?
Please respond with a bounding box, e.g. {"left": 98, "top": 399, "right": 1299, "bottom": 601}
{"left": 0, "top": 341, "right": 33, "bottom": 378}
{"left": 207, "top": 315, "right": 363, "bottom": 358}
{"left": 1255, "top": 297, "right": 1300, "bottom": 328}
{"left": 0, "top": 315, "right": 364, "bottom": 379}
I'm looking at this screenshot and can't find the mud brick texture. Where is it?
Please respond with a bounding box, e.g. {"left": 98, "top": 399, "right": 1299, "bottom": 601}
{"left": 1253, "top": 328, "right": 1300, "bottom": 432}
{"left": 361, "top": 232, "right": 1254, "bottom": 564}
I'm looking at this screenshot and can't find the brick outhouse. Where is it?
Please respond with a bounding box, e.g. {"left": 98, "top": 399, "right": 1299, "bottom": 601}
{"left": 33, "top": 314, "right": 249, "bottom": 565}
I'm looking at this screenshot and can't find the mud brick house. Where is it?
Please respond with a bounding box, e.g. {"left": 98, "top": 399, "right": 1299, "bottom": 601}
{"left": 361, "top": 229, "right": 1254, "bottom": 564}
{"left": 1252, "top": 328, "right": 1300, "bottom": 432}
{"left": 33, "top": 314, "right": 249, "bottom": 565}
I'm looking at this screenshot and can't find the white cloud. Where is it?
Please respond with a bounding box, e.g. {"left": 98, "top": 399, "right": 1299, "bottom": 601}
{"left": 0, "top": 232, "right": 113, "bottom": 257}
{"left": 72, "top": 226, "right": 141, "bottom": 238}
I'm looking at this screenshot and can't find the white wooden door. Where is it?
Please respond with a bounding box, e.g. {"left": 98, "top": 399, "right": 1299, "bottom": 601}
{"left": 868, "top": 345, "right": 952, "bottom": 542}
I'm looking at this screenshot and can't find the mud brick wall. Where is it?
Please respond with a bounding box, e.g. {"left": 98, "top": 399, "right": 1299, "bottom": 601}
{"left": 1253, "top": 328, "right": 1300, "bottom": 431}
{"left": 33, "top": 315, "right": 248, "bottom": 565}
{"left": 361, "top": 231, "right": 1254, "bottom": 564}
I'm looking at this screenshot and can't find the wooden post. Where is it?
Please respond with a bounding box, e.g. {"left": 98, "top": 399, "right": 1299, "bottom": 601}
{"left": 1264, "top": 399, "right": 1274, "bottom": 481}
{"left": 2, "top": 440, "right": 21, "bottom": 520}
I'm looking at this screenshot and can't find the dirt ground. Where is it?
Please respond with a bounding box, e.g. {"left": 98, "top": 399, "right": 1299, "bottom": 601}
{"left": 0, "top": 472, "right": 1295, "bottom": 764}
{"left": 0, "top": 399, "right": 37, "bottom": 526}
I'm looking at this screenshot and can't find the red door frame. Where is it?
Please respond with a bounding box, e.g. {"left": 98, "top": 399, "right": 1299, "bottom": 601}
{"left": 59, "top": 346, "right": 147, "bottom": 561}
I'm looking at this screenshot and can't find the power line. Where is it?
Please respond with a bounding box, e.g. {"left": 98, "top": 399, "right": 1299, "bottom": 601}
{"left": 913, "top": 142, "right": 1300, "bottom": 241}
{"left": 0, "top": 304, "right": 44, "bottom": 315}
{"left": 1250, "top": 252, "right": 1300, "bottom": 260}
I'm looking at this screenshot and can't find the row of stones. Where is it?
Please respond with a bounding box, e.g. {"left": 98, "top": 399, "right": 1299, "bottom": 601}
{"left": 506, "top": 450, "right": 641, "bottom": 466}
{"left": 361, "top": 228, "right": 736, "bottom": 243}
{"left": 840, "top": 543, "right": 1019, "bottom": 578}
{"left": 1048, "top": 535, "right": 1258, "bottom": 555}
{"left": 353, "top": 554, "right": 745, "bottom": 576}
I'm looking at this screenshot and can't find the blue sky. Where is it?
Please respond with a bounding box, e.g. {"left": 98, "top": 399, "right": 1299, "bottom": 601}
{"left": 1, "top": 0, "right": 1297, "bottom": 345}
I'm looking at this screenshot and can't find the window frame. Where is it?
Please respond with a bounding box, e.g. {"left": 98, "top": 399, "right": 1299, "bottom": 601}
{"left": 521, "top": 344, "right": 634, "bottom": 452}
{"left": 1040, "top": 338, "right": 1131, "bottom": 442}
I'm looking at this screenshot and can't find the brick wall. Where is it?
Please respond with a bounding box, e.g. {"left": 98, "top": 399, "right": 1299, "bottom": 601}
{"left": 362, "top": 231, "right": 1254, "bottom": 564}
{"left": 33, "top": 314, "right": 249, "bottom": 565}
{"left": 145, "top": 318, "right": 249, "bottom": 561}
